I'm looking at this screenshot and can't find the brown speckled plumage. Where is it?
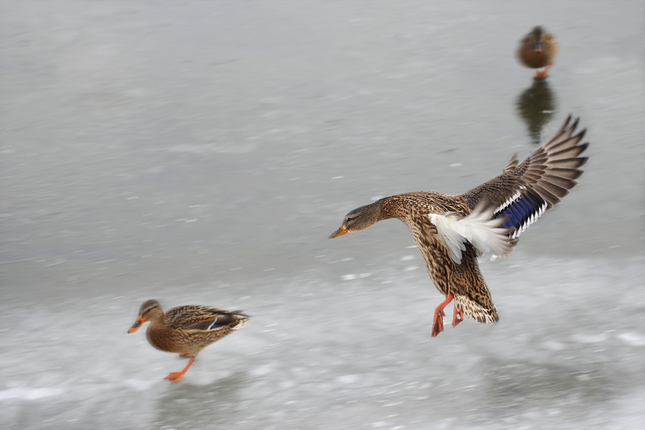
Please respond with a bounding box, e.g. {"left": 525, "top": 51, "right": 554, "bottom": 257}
{"left": 128, "top": 299, "right": 249, "bottom": 381}
{"left": 330, "top": 116, "right": 588, "bottom": 336}
{"left": 517, "top": 26, "right": 559, "bottom": 79}
{"left": 374, "top": 192, "right": 502, "bottom": 326}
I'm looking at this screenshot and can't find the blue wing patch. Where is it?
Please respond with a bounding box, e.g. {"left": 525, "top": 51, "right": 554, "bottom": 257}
{"left": 208, "top": 317, "right": 222, "bottom": 330}
{"left": 495, "top": 190, "right": 546, "bottom": 238}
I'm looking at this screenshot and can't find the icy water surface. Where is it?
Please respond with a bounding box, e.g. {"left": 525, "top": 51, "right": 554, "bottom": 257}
{"left": 1, "top": 1, "right": 644, "bottom": 429}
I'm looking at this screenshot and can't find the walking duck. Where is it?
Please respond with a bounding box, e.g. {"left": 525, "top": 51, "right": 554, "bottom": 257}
{"left": 329, "top": 116, "right": 588, "bottom": 337}
{"left": 517, "top": 26, "right": 559, "bottom": 79}
{"left": 128, "top": 300, "right": 250, "bottom": 382}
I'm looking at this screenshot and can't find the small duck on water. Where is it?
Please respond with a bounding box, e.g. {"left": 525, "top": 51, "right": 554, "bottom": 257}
{"left": 128, "top": 299, "right": 250, "bottom": 382}
{"left": 517, "top": 26, "right": 559, "bottom": 79}
{"left": 330, "top": 116, "right": 588, "bottom": 337}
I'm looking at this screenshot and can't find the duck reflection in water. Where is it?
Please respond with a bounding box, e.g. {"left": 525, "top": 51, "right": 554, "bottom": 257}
{"left": 516, "top": 78, "right": 557, "bottom": 145}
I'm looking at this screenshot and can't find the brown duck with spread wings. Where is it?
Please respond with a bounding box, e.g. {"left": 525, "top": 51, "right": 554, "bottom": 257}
{"left": 329, "top": 116, "right": 588, "bottom": 337}
{"left": 128, "top": 299, "right": 250, "bottom": 382}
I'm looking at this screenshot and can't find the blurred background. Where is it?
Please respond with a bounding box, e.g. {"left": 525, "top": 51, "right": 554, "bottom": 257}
{"left": 1, "top": 1, "right": 643, "bottom": 429}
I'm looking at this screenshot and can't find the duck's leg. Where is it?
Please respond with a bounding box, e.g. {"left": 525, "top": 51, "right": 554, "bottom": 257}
{"left": 432, "top": 293, "right": 454, "bottom": 337}
{"left": 165, "top": 358, "right": 195, "bottom": 382}
{"left": 452, "top": 304, "right": 464, "bottom": 327}
{"left": 179, "top": 353, "right": 193, "bottom": 358}
{"left": 534, "top": 64, "right": 553, "bottom": 79}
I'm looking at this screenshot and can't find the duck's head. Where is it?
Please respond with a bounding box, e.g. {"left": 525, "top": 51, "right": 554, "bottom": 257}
{"left": 329, "top": 201, "right": 382, "bottom": 239}
{"left": 529, "top": 26, "right": 546, "bottom": 52}
{"left": 128, "top": 299, "right": 164, "bottom": 333}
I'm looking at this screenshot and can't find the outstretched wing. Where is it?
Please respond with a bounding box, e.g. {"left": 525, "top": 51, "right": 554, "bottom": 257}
{"left": 461, "top": 115, "right": 588, "bottom": 239}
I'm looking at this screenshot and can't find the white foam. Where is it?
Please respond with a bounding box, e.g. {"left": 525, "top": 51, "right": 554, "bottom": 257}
{"left": 0, "top": 387, "right": 64, "bottom": 401}
{"left": 617, "top": 333, "right": 645, "bottom": 346}
{"left": 341, "top": 273, "right": 372, "bottom": 281}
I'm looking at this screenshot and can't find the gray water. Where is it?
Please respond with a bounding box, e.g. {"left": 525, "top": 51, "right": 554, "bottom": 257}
{"left": 1, "top": 1, "right": 644, "bottom": 429}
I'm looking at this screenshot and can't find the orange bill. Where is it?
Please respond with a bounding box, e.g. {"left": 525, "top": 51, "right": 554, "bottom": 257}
{"left": 328, "top": 226, "right": 348, "bottom": 239}
{"left": 128, "top": 316, "right": 144, "bottom": 333}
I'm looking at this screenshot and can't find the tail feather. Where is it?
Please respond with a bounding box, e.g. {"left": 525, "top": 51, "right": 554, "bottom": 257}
{"left": 455, "top": 294, "right": 499, "bottom": 324}
{"left": 232, "top": 317, "right": 250, "bottom": 330}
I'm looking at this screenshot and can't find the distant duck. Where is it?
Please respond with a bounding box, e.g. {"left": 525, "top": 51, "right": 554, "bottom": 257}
{"left": 517, "top": 26, "right": 559, "bottom": 79}
{"left": 128, "top": 300, "right": 250, "bottom": 382}
{"left": 329, "top": 116, "right": 588, "bottom": 337}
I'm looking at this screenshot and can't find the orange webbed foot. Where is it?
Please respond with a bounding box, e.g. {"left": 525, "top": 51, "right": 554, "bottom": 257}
{"left": 164, "top": 372, "right": 186, "bottom": 383}
{"left": 432, "top": 293, "right": 455, "bottom": 337}
{"left": 163, "top": 357, "right": 195, "bottom": 383}
{"left": 452, "top": 305, "right": 464, "bottom": 327}
{"left": 431, "top": 309, "right": 446, "bottom": 337}
{"left": 533, "top": 64, "right": 553, "bottom": 79}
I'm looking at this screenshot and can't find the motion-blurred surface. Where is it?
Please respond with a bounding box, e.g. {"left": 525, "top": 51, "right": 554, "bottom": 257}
{"left": 1, "top": 1, "right": 644, "bottom": 429}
